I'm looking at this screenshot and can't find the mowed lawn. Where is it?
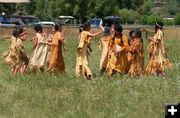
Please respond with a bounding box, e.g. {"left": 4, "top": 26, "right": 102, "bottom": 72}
{"left": 0, "top": 34, "right": 179, "bottom": 118}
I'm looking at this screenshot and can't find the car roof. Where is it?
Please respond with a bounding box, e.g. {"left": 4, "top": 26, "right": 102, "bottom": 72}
{"left": 103, "top": 16, "right": 121, "bottom": 20}
{"left": 39, "top": 21, "right": 55, "bottom": 24}
{"left": 21, "top": 15, "right": 39, "bottom": 18}
{"left": 59, "top": 16, "right": 74, "bottom": 19}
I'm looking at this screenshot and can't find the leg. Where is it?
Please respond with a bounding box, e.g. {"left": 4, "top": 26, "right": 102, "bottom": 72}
{"left": 100, "top": 67, "right": 106, "bottom": 76}
{"left": 11, "top": 66, "right": 16, "bottom": 75}
{"left": 75, "top": 65, "right": 82, "bottom": 77}
{"left": 31, "top": 66, "right": 37, "bottom": 75}
{"left": 82, "top": 62, "right": 92, "bottom": 79}
{"left": 39, "top": 66, "right": 45, "bottom": 73}
{"left": 20, "top": 64, "right": 27, "bottom": 76}
{"left": 13, "top": 65, "right": 21, "bottom": 76}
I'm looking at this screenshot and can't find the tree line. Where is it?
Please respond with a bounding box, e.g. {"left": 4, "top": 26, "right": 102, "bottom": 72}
{"left": 0, "top": 0, "right": 180, "bottom": 25}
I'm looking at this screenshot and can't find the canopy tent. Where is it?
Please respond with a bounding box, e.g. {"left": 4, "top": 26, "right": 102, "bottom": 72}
{"left": 0, "top": 0, "right": 30, "bottom": 3}
{"left": 0, "top": 0, "right": 30, "bottom": 15}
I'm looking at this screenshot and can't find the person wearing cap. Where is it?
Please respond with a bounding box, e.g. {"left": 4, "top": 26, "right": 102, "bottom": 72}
{"left": 2, "top": 26, "right": 28, "bottom": 76}
{"left": 146, "top": 21, "right": 172, "bottom": 76}
{"left": 107, "top": 24, "right": 129, "bottom": 76}
{"left": 75, "top": 22, "right": 104, "bottom": 79}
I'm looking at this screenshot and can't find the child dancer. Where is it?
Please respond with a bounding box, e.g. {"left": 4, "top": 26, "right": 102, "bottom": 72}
{"left": 46, "top": 26, "right": 55, "bottom": 67}
{"left": 47, "top": 23, "right": 65, "bottom": 73}
{"left": 75, "top": 22, "right": 104, "bottom": 79}
{"left": 128, "top": 29, "right": 144, "bottom": 76}
{"left": 30, "top": 24, "right": 48, "bottom": 74}
{"left": 107, "top": 24, "right": 129, "bottom": 76}
{"left": 146, "top": 22, "right": 172, "bottom": 76}
{"left": 2, "top": 26, "right": 28, "bottom": 76}
{"left": 99, "top": 26, "right": 111, "bottom": 75}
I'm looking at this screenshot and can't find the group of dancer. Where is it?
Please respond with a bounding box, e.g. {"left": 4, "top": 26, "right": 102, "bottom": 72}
{"left": 2, "top": 21, "right": 172, "bottom": 79}
{"left": 2, "top": 23, "right": 65, "bottom": 76}
{"left": 75, "top": 21, "right": 172, "bottom": 79}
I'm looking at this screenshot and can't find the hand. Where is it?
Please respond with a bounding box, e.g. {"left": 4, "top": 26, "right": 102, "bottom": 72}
{"left": 114, "top": 45, "right": 123, "bottom": 54}
{"left": 99, "top": 25, "right": 105, "bottom": 32}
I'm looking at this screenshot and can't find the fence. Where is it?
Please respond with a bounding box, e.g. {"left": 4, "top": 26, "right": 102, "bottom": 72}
{"left": 0, "top": 25, "right": 180, "bottom": 40}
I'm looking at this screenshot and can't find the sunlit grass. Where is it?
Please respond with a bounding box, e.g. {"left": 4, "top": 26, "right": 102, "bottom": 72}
{"left": 0, "top": 36, "right": 179, "bottom": 118}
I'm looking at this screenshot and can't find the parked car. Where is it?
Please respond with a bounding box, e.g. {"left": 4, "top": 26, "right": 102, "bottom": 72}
{"left": 88, "top": 16, "right": 121, "bottom": 27}
{"left": 21, "top": 16, "right": 40, "bottom": 26}
{"left": 37, "top": 21, "right": 55, "bottom": 26}
{"left": 58, "top": 16, "right": 75, "bottom": 25}
{"left": 0, "top": 15, "right": 15, "bottom": 26}
{"left": 103, "top": 16, "right": 121, "bottom": 26}
{"left": 0, "top": 15, "right": 40, "bottom": 26}
{"left": 1, "top": 15, "right": 40, "bottom": 26}
{"left": 0, "top": 15, "right": 9, "bottom": 24}
{"left": 8, "top": 16, "right": 25, "bottom": 26}
{"left": 88, "top": 18, "right": 102, "bottom": 27}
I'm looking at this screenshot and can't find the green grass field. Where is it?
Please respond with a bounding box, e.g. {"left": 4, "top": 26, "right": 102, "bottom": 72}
{"left": 0, "top": 35, "right": 179, "bottom": 118}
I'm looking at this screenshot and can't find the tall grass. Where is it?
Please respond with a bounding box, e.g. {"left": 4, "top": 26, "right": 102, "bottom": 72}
{"left": 0, "top": 35, "right": 179, "bottom": 118}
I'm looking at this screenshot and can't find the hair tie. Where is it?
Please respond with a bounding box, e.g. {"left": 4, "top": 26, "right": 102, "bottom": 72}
{"left": 156, "top": 23, "right": 162, "bottom": 28}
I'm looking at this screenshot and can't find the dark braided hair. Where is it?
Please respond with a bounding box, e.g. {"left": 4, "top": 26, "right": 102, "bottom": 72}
{"left": 34, "top": 24, "right": 43, "bottom": 33}
{"left": 82, "top": 21, "right": 91, "bottom": 31}
{"left": 79, "top": 24, "right": 84, "bottom": 33}
{"left": 112, "top": 24, "right": 123, "bottom": 45}
{"left": 54, "top": 23, "right": 62, "bottom": 32}
{"left": 134, "top": 28, "right": 143, "bottom": 43}
{"left": 13, "top": 26, "right": 24, "bottom": 38}
{"left": 155, "top": 21, "right": 164, "bottom": 33}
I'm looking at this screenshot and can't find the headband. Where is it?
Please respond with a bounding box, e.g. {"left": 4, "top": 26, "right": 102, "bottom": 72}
{"left": 156, "top": 23, "right": 162, "bottom": 28}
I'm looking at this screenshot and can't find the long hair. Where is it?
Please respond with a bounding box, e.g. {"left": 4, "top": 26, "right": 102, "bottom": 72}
{"left": 82, "top": 22, "right": 91, "bottom": 31}
{"left": 34, "top": 24, "right": 43, "bottom": 33}
{"left": 112, "top": 24, "right": 123, "bottom": 45}
{"left": 134, "top": 28, "right": 143, "bottom": 44}
{"left": 129, "top": 29, "right": 134, "bottom": 41}
{"left": 155, "top": 21, "right": 163, "bottom": 33}
{"left": 13, "top": 26, "right": 24, "bottom": 38}
{"left": 79, "top": 24, "right": 84, "bottom": 33}
{"left": 54, "top": 23, "right": 62, "bottom": 32}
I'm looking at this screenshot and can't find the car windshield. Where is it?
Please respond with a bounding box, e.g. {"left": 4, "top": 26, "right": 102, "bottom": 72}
{"left": 88, "top": 19, "right": 102, "bottom": 27}
{"left": 21, "top": 17, "right": 40, "bottom": 25}
{"left": 0, "top": 16, "right": 9, "bottom": 24}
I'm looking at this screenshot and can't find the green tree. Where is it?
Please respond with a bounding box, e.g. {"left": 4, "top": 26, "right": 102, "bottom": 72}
{"left": 118, "top": 8, "right": 140, "bottom": 24}
{"left": 141, "top": 15, "right": 163, "bottom": 25}
{"left": 174, "top": 13, "right": 180, "bottom": 25}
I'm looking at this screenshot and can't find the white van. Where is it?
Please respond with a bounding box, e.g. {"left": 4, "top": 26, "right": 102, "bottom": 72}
{"left": 38, "top": 21, "right": 55, "bottom": 26}
{"left": 58, "top": 16, "right": 75, "bottom": 25}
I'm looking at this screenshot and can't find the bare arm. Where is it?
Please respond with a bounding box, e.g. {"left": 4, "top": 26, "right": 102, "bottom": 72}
{"left": 87, "top": 26, "right": 104, "bottom": 37}
{"left": 88, "top": 30, "right": 102, "bottom": 37}
{"left": 33, "top": 36, "right": 38, "bottom": 50}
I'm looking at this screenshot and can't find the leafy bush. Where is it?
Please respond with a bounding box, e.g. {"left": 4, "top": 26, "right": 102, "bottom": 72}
{"left": 163, "top": 19, "right": 174, "bottom": 25}
{"left": 118, "top": 8, "right": 140, "bottom": 24}
{"left": 141, "top": 15, "right": 163, "bottom": 25}
{"left": 174, "top": 13, "right": 180, "bottom": 25}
